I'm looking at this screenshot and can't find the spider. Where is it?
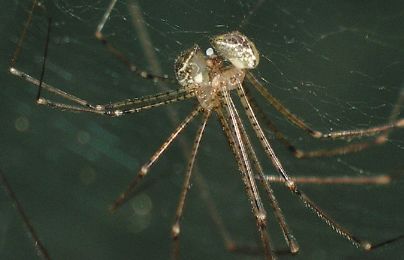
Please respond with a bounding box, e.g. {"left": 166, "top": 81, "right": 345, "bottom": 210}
{"left": 8, "top": 0, "right": 404, "bottom": 259}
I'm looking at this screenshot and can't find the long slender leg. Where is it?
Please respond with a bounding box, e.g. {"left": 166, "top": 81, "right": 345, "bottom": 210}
{"left": 9, "top": 0, "right": 44, "bottom": 68}
{"left": 10, "top": 66, "right": 195, "bottom": 116}
{"left": 9, "top": 0, "right": 94, "bottom": 110}
{"left": 9, "top": 4, "right": 194, "bottom": 117}
{"left": 36, "top": 15, "right": 52, "bottom": 102}
{"left": 192, "top": 172, "right": 233, "bottom": 249}
{"left": 246, "top": 72, "right": 404, "bottom": 140}
{"left": 193, "top": 169, "right": 264, "bottom": 255}
{"left": 167, "top": 108, "right": 265, "bottom": 256}
{"left": 95, "top": 0, "right": 175, "bottom": 83}
{"left": 219, "top": 106, "right": 299, "bottom": 254}
{"left": 110, "top": 106, "right": 202, "bottom": 211}
{"left": 236, "top": 83, "right": 400, "bottom": 250}
{"left": 171, "top": 110, "right": 211, "bottom": 259}
{"left": 170, "top": 106, "right": 272, "bottom": 257}
{"left": 245, "top": 88, "right": 393, "bottom": 184}
{"left": 221, "top": 90, "right": 274, "bottom": 260}
{"left": 293, "top": 142, "right": 379, "bottom": 158}
{"left": 377, "top": 86, "right": 404, "bottom": 141}
{"left": 263, "top": 175, "right": 391, "bottom": 185}
{"left": 127, "top": 1, "right": 165, "bottom": 80}
{"left": 245, "top": 88, "right": 385, "bottom": 158}
{"left": 0, "top": 170, "right": 51, "bottom": 260}
{"left": 102, "top": 89, "right": 195, "bottom": 111}
{"left": 211, "top": 109, "right": 262, "bottom": 254}
{"left": 95, "top": 0, "right": 117, "bottom": 34}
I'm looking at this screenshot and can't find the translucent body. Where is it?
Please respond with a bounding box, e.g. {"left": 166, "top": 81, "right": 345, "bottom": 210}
{"left": 9, "top": 3, "right": 404, "bottom": 257}
{"left": 174, "top": 31, "right": 259, "bottom": 110}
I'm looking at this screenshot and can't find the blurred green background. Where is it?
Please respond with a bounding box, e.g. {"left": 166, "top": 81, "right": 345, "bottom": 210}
{"left": 1, "top": 0, "right": 403, "bottom": 259}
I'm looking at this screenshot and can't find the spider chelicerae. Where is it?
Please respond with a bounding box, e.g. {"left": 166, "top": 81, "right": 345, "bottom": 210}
{"left": 8, "top": 0, "right": 404, "bottom": 259}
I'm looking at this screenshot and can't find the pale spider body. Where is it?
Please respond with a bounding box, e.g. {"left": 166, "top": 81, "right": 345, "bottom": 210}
{"left": 8, "top": 1, "right": 404, "bottom": 258}
{"left": 175, "top": 31, "right": 259, "bottom": 110}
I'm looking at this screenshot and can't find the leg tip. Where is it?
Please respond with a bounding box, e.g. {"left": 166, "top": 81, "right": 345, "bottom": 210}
{"left": 396, "top": 119, "right": 404, "bottom": 128}
{"left": 311, "top": 130, "right": 323, "bottom": 138}
{"left": 289, "top": 238, "right": 300, "bottom": 254}
{"left": 361, "top": 241, "right": 372, "bottom": 251}
{"left": 94, "top": 31, "right": 102, "bottom": 39}
{"left": 376, "top": 175, "right": 391, "bottom": 184}
{"left": 171, "top": 223, "right": 180, "bottom": 238}
{"left": 375, "top": 135, "right": 388, "bottom": 144}
{"left": 36, "top": 98, "right": 47, "bottom": 105}
{"left": 294, "top": 149, "right": 304, "bottom": 159}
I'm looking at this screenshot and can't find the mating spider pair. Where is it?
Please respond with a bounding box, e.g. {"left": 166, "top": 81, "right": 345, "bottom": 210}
{"left": 9, "top": 0, "right": 404, "bottom": 259}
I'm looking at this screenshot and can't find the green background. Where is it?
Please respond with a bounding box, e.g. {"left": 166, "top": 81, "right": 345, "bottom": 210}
{"left": 1, "top": 0, "right": 403, "bottom": 259}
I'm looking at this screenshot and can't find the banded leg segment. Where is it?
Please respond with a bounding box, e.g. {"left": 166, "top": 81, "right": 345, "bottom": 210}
{"left": 0, "top": 170, "right": 51, "bottom": 260}
{"left": 244, "top": 88, "right": 392, "bottom": 186}
{"left": 245, "top": 92, "right": 382, "bottom": 158}
{"left": 110, "top": 106, "right": 202, "bottom": 212}
{"left": 246, "top": 72, "right": 404, "bottom": 140}
{"left": 95, "top": 0, "right": 175, "bottom": 83}
{"left": 264, "top": 175, "right": 391, "bottom": 185}
{"left": 171, "top": 110, "right": 211, "bottom": 260}
{"left": 10, "top": 5, "right": 193, "bottom": 118}
{"left": 221, "top": 90, "right": 274, "bottom": 259}
{"left": 236, "top": 83, "right": 374, "bottom": 250}
{"left": 10, "top": 67, "right": 194, "bottom": 116}
{"left": 219, "top": 104, "right": 299, "bottom": 254}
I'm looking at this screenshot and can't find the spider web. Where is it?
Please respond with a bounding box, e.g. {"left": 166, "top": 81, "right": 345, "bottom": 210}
{"left": 1, "top": 0, "right": 404, "bottom": 259}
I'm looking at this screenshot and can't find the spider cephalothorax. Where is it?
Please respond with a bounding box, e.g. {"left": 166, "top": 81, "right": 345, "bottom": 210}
{"left": 174, "top": 31, "right": 259, "bottom": 110}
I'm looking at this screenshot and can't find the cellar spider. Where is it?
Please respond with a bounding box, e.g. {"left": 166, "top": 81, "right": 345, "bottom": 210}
{"left": 8, "top": 0, "right": 404, "bottom": 259}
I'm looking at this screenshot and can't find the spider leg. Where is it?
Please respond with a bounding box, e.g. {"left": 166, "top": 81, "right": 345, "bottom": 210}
{"left": 246, "top": 90, "right": 392, "bottom": 158}
{"left": 109, "top": 106, "right": 202, "bottom": 212}
{"left": 95, "top": 0, "right": 175, "bottom": 83}
{"left": 246, "top": 72, "right": 404, "bottom": 141}
{"left": 248, "top": 89, "right": 391, "bottom": 183}
{"left": 10, "top": 67, "right": 195, "bottom": 116}
{"left": 10, "top": 1, "right": 194, "bottom": 118}
{"left": 263, "top": 175, "right": 391, "bottom": 185}
{"left": 193, "top": 169, "right": 261, "bottom": 255}
{"left": 103, "top": 89, "right": 195, "bottom": 111}
{"left": 221, "top": 90, "right": 274, "bottom": 260}
{"left": 9, "top": 0, "right": 44, "bottom": 69}
{"left": 95, "top": 0, "right": 117, "bottom": 36}
{"left": 237, "top": 83, "right": 403, "bottom": 250}
{"left": 171, "top": 109, "right": 210, "bottom": 259}
{"left": 0, "top": 170, "right": 51, "bottom": 260}
{"left": 294, "top": 142, "right": 379, "bottom": 158}
{"left": 219, "top": 104, "right": 300, "bottom": 255}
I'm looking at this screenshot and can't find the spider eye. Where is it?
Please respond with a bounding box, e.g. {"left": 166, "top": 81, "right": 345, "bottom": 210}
{"left": 211, "top": 31, "right": 259, "bottom": 69}
{"left": 174, "top": 44, "right": 209, "bottom": 87}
